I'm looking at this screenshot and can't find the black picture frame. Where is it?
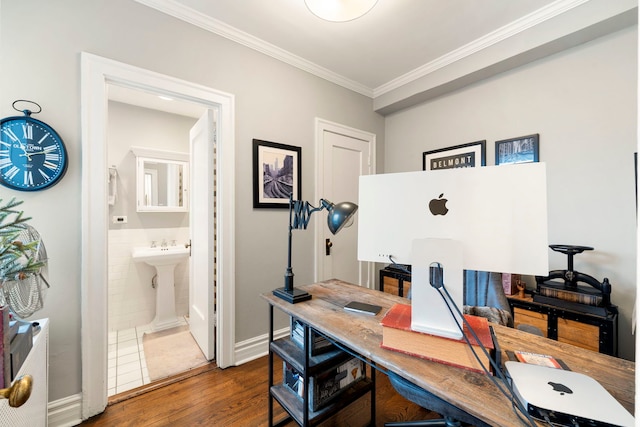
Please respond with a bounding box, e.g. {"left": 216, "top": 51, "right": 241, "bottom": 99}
{"left": 253, "top": 139, "right": 301, "bottom": 209}
{"left": 423, "top": 140, "right": 486, "bottom": 171}
{"left": 495, "top": 134, "right": 540, "bottom": 165}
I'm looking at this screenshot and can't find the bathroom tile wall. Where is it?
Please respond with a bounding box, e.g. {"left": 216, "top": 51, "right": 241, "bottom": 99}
{"left": 108, "top": 227, "right": 190, "bottom": 331}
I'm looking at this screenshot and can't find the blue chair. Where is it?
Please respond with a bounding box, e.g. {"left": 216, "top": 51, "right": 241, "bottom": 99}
{"left": 385, "top": 271, "right": 512, "bottom": 427}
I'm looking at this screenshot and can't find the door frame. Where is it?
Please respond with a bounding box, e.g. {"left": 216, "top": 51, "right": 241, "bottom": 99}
{"left": 313, "top": 118, "right": 375, "bottom": 288}
{"left": 80, "top": 52, "right": 236, "bottom": 419}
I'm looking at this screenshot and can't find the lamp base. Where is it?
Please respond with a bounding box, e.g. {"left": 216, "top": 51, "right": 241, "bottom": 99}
{"left": 272, "top": 287, "right": 312, "bottom": 304}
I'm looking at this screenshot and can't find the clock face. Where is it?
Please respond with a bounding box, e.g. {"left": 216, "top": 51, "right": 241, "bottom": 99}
{"left": 0, "top": 116, "right": 68, "bottom": 191}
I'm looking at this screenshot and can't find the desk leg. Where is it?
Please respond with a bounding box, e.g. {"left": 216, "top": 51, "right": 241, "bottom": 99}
{"left": 303, "top": 323, "right": 310, "bottom": 426}
{"left": 371, "top": 361, "right": 376, "bottom": 426}
{"left": 268, "top": 305, "right": 274, "bottom": 427}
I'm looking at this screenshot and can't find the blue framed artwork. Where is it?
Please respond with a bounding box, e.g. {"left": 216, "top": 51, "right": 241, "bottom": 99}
{"left": 495, "top": 134, "right": 540, "bottom": 165}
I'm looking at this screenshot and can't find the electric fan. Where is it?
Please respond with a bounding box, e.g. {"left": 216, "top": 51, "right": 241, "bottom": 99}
{"left": 0, "top": 224, "right": 49, "bottom": 319}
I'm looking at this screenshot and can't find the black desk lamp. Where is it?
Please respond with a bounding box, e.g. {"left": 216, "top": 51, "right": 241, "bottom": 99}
{"left": 273, "top": 194, "right": 358, "bottom": 304}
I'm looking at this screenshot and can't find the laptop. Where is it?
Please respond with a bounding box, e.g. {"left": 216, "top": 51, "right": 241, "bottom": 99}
{"left": 505, "top": 361, "right": 635, "bottom": 427}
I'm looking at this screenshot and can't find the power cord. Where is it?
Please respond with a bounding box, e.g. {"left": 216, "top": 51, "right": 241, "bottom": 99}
{"left": 435, "top": 281, "right": 543, "bottom": 427}
{"left": 387, "top": 255, "right": 411, "bottom": 275}
{"left": 315, "top": 259, "right": 548, "bottom": 426}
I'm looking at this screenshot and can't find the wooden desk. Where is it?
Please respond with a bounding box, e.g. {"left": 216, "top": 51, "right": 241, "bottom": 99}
{"left": 262, "top": 279, "right": 635, "bottom": 426}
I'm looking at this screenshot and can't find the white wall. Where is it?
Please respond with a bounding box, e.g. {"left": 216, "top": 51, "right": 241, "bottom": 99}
{"left": 107, "top": 101, "right": 193, "bottom": 230}
{"left": 386, "top": 27, "right": 637, "bottom": 360}
{"left": 0, "top": 0, "right": 384, "bottom": 403}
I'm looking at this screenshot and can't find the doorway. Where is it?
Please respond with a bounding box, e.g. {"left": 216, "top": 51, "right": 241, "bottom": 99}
{"left": 105, "top": 98, "right": 213, "bottom": 397}
{"left": 314, "top": 118, "right": 375, "bottom": 288}
{"left": 81, "top": 52, "right": 236, "bottom": 419}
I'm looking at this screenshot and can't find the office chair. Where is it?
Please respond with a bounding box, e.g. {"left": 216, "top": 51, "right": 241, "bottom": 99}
{"left": 385, "top": 270, "right": 511, "bottom": 427}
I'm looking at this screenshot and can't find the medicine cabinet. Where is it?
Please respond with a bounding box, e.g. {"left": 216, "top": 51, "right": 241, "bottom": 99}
{"left": 131, "top": 147, "right": 189, "bottom": 213}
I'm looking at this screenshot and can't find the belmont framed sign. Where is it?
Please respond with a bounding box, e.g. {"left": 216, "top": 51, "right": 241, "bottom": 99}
{"left": 423, "top": 140, "right": 486, "bottom": 171}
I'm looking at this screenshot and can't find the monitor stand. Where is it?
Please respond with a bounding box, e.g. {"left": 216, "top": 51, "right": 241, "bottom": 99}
{"left": 411, "top": 238, "right": 464, "bottom": 340}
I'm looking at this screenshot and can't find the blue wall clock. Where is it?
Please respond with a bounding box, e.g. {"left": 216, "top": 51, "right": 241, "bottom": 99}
{"left": 0, "top": 101, "right": 68, "bottom": 191}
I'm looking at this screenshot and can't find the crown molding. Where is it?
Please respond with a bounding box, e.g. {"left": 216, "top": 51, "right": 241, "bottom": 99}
{"left": 372, "top": 0, "right": 589, "bottom": 97}
{"left": 136, "top": 0, "right": 610, "bottom": 102}
{"left": 134, "top": 0, "right": 374, "bottom": 97}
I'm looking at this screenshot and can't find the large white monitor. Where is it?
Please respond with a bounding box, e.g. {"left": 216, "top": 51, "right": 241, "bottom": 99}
{"left": 358, "top": 163, "right": 549, "bottom": 339}
{"left": 357, "top": 162, "right": 549, "bottom": 276}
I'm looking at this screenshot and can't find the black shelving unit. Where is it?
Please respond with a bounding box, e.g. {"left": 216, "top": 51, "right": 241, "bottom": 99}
{"left": 268, "top": 306, "right": 375, "bottom": 426}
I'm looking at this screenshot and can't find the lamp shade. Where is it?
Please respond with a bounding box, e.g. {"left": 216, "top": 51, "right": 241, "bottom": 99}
{"left": 326, "top": 201, "right": 358, "bottom": 235}
{"left": 305, "top": 0, "right": 378, "bottom": 22}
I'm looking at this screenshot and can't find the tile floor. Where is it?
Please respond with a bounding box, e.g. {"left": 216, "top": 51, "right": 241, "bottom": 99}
{"left": 107, "top": 317, "right": 188, "bottom": 396}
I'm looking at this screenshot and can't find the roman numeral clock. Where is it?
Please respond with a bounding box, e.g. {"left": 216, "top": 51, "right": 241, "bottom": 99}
{"left": 0, "top": 101, "right": 68, "bottom": 191}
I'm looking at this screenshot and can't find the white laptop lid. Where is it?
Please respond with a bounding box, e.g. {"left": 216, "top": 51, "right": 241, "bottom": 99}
{"left": 506, "top": 361, "right": 634, "bottom": 427}
{"left": 357, "top": 163, "right": 549, "bottom": 276}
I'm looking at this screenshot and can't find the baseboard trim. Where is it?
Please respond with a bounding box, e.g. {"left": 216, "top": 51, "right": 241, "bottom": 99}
{"left": 233, "top": 326, "right": 289, "bottom": 366}
{"left": 48, "top": 393, "right": 82, "bottom": 427}
{"left": 50, "top": 327, "right": 290, "bottom": 425}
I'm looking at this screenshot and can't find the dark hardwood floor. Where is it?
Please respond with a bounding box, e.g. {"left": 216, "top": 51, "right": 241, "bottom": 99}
{"left": 81, "top": 355, "right": 438, "bottom": 426}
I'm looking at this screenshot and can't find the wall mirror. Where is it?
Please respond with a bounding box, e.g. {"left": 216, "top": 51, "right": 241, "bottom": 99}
{"left": 131, "top": 147, "right": 189, "bottom": 212}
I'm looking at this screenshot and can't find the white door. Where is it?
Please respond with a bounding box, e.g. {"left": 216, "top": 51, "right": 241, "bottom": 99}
{"left": 316, "top": 119, "right": 375, "bottom": 288}
{"left": 189, "top": 109, "right": 216, "bottom": 360}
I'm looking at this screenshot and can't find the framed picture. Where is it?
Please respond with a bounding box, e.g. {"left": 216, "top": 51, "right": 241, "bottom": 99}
{"left": 253, "top": 139, "right": 301, "bottom": 209}
{"left": 423, "top": 140, "right": 486, "bottom": 171}
{"left": 495, "top": 134, "right": 539, "bottom": 165}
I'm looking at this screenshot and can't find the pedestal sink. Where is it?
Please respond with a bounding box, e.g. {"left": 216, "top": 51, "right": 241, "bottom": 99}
{"left": 132, "top": 245, "right": 190, "bottom": 332}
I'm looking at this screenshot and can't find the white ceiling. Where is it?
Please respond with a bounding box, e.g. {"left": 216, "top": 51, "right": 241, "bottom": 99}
{"left": 113, "top": 0, "right": 635, "bottom": 116}
{"left": 167, "top": 0, "right": 557, "bottom": 90}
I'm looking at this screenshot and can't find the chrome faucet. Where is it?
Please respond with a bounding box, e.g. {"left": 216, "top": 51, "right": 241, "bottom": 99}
{"left": 150, "top": 240, "right": 157, "bottom": 248}
{"left": 161, "top": 239, "right": 168, "bottom": 248}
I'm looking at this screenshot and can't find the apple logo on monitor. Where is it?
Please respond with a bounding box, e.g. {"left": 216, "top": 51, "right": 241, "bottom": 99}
{"left": 429, "top": 193, "right": 448, "bottom": 215}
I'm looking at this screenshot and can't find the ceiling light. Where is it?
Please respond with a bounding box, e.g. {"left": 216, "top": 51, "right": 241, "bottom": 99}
{"left": 305, "top": 0, "right": 378, "bottom": 22}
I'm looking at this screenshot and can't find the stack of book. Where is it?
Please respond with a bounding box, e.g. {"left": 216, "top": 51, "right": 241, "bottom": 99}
{"left": 284, "top": 357, "right": 365, "bottom": 411}
{"left": 290, "top": 317, "right": 335, "bottom": 356}
{"left": 512, "top": 351, "right": 564, "bottom": 369}
{"left": 380, "top": 303, "right": 496, "bottom": 374}
{"left": 536, "top": 282, "right": 603, "bottom": 306}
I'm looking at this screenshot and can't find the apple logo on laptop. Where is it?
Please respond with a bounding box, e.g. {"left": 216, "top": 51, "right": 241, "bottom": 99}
{"left": 429, "top": 193, "right": 449, "bottom": 216}
{"left": 548, "top": 382, "right": 573, "bottom": 396}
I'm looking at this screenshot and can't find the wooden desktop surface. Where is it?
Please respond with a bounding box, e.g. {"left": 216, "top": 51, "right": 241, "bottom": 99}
{"left": 262, "top": 279, "right": 635, "bottom": 426}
